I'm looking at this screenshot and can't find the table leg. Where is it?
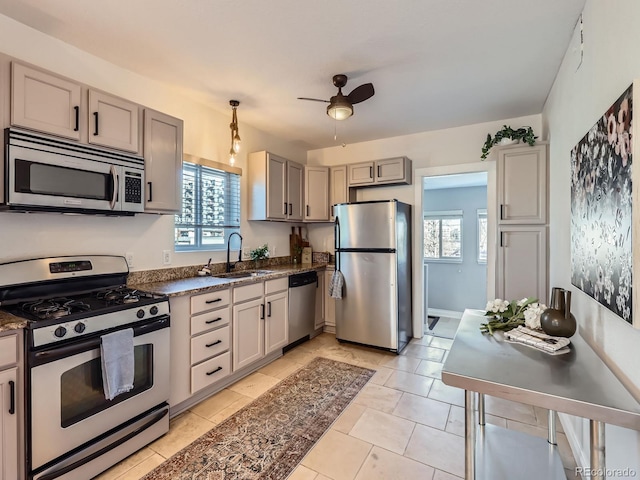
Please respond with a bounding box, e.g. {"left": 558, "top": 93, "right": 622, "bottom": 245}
{"left": 477, "top": 393, "right": 486, "bottom": 426}
{"left": 547, "top": 409, "right": 557, "bottom": 445}
{"left": 590, "top": 420, "right": 605, "bottom": 480}
{"left": 465, "top": 390, "right": 476, "bottom": 480}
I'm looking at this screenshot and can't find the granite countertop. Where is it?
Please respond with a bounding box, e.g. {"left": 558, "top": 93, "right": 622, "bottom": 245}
{"left": 130, "top": 263, "right": 329, "bottom": 297}
{"left": 0, "top": 310, "right": 29, "bottom": 332}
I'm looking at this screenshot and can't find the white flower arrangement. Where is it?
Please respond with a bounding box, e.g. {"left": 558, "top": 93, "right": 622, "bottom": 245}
{"left": 481, "top": 297, "right": 547, "bottom": 335}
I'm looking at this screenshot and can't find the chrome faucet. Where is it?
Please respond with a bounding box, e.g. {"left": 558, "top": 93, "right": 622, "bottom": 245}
{"left": 226, "top": 232, "right": 243, "bottom": 272}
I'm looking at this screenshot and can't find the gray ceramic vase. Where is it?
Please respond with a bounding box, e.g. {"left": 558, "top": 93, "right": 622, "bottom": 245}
{"left": 540, "top": 287, "right": 577, "bottom": 338}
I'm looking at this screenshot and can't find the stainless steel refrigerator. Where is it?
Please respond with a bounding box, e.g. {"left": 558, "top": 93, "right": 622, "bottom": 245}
{"left": 334, "top": 200, "right": 412, "bottom": 353}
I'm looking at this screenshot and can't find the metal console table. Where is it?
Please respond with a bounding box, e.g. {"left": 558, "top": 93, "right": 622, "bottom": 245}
{"left": 442, "top": 310, "right": 640, "bottom": 480}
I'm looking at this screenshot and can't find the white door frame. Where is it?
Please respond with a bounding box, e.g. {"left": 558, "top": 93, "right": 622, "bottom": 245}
{"left": 411, "top": 162, "right": 496, "bottom": 337}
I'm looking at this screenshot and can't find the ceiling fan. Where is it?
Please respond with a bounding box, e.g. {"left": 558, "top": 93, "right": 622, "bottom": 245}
{"left": 298, "top": 74, "right": 375, "bottom": 120}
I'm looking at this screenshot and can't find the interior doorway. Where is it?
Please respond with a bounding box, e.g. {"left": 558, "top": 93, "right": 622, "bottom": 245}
{"left": 423, "top": 172, "right": 487, "bottom": 337}
{"left": 411, "top": 162, "right": 496, "bottom": 339}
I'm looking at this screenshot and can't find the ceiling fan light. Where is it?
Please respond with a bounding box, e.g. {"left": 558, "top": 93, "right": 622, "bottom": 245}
{"left": 327, "top": 103, "right": 353, "bottom": 120}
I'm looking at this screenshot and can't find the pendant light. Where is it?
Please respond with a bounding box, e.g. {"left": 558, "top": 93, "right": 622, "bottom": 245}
{"left": 228, "top": 100, "right": 241, "bottom": 165}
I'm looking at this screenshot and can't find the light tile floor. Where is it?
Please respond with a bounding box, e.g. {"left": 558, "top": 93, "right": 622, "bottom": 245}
{"left": 95, "top": 333, "right": 580, "bottom": 479}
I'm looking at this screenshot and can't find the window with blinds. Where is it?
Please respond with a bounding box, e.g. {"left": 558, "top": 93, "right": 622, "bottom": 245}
{"left": 423, "top": 210, "right": 463, "bottom": 262}
{"left": 175, "top": 162, "right": 240, "bottom": 251}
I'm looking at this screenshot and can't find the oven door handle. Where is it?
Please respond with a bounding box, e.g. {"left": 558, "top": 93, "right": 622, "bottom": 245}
{"left": 31, "top": 316, "right": 170, "bottom": 366}
{"left": 36, "top": 405, "right": 169, "bottom": 480}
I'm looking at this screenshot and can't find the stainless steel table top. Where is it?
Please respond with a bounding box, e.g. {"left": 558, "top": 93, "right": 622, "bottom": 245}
{"left": 442, "top": 310, "right": 640, "bottom": 430}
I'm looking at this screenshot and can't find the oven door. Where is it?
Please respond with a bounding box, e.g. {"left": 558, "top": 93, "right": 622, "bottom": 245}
{"left": 28, "top": 316, "right": 170, "bottom": 471}
{"left": 7, "top": 143, "right": 122, "bottom": 212}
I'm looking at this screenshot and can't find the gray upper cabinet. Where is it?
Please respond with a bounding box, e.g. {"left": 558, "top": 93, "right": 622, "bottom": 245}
{"left": 143, "top": 109, "right": 183, "bottom": 213}
{"left": 287, "top": 160, "right": 304, "bottom": 221}
{"left": 304, "top": 166, "right": 329, "bottom": 222}
{"left": 330, "top": 165, "right": 348, "bottom": 220}
{"left": 248, "top": 151, "right": 306, "bottom": 222}
{"left": 11, "top": 62, "right": 82, "bottom": 140}
{"left": 88, "top": 90, "right": 140, "bottom": 153}
{"left": 497, "top": 144, "right": 547, "bottom": 224}
{"left": 348, "top": 157, "right": 412, "bottom": 187}
{"left": 349, "top": 161, "right": 375, "bottom": 185}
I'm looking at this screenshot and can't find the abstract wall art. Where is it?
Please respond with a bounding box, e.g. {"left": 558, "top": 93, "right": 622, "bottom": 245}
{"left": 570, "top": 85, "right": 633, "bottom": 323}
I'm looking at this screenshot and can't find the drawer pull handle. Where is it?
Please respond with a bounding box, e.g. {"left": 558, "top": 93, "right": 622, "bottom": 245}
{"left": 9, "top": 380, "right": 15, "bottom": 415}
{"left": 267, "top": 301, "right": 272, "bottom": 317}
{"left": 260, "top": 303, "right": 265, "bottom": 320}
{"left": 205, "top": 317, "right": 223, "bottom": 324}
{"left": 206, "top": 340, "right": 222, "bottom": 347}
{"left": 205, "top": 298, "right": 222, "bottom": 304}
{"left": 206, "top": 366, "right": 223, "bottom": 376}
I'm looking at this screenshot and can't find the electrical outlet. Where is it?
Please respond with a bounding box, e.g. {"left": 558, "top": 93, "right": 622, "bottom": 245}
{"left": 125, "top": 252, "right": 134, "bottom": 268}
{"left": 269, "top": 246, "right": 276, "bottom": 257}
{"left": 162, "top": 250, "right": 172, "bottom": 265}
{"left": 242, "top": 247, "right": 251, "bottom": 260}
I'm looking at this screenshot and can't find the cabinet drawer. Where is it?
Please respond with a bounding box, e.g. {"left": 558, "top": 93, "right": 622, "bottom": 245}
{"left": 265, "top": 277, "right": 288, "bottom": 295}
{"left": 191, "top": 289, "right": 230, "bottom": 315}
{"left": 233, "top": 282, "right": 263, "bottom": 303}
{"left": 191, "top": 351, "right": 231, "bottom": 394}
{"left": 191, "top": 306, "right": 231, "bottom": 336}
{"left": 191, "top": 326, "right": 231, "bottom": 365}
{"left": 0, "top": 334, "right": 18, "bottom": 369}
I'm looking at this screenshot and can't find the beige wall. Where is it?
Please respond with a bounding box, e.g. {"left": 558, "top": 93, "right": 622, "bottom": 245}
{"left": 0, "top": 14, "right": 307, "bottom": 270}
{"left": 543, "top": 0, "right": 640, "bottom": 470}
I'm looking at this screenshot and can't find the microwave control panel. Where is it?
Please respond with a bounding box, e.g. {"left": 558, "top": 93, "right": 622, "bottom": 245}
{"left": 124, "top": 171, "right": 143, "bottom": 204}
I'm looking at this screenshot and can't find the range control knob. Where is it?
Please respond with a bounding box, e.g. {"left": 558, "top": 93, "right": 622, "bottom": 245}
{"left": 137, "top": 309, "right": 145, "bottom": 319}
{"left": 74, "top": 323, "right": 86, "bottom": 334}
{"left": 150, "top": 306, "right": 159, "bottom": 315}
{"left": 54, "top": 326, "right": 67, "bottom": 338}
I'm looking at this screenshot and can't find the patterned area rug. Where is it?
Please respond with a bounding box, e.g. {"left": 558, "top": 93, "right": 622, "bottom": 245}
{"left": 142, "top": 357, "right": 374, "bottom": 480}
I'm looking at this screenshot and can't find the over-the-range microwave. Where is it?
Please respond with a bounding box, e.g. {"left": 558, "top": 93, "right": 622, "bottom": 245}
{"left": 3, "top": 128, "right": 144, "bottom": 215}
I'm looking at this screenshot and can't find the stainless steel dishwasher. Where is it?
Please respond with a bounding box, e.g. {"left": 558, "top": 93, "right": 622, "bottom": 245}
{"left": 286, "top": 270, "right": 318, "bottom": 350}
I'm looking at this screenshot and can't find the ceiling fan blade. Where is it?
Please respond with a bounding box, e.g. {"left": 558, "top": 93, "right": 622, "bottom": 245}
{"left": 297, "top": 97, "right": 330, "bottom": 103}
{"left": 347, "top": 83, "right": 374, "bottom": 104}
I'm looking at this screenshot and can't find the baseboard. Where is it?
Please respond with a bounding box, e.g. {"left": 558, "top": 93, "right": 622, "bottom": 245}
{"left": 428, "top": 308, "right": 463, "bottom": 319}
{"left": 558, "top": 412, "right": 588, "bottom": 470}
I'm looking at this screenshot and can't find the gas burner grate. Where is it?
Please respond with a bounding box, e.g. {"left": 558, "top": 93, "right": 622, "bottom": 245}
{"left": 22, "top": 298, "right": 92, "bottom": 320}
{"left": 95, "top": 286, "right": 140, "bottom": 305}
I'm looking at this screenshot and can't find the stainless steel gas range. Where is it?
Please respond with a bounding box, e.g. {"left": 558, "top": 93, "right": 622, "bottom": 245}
{"left": 0, "top": 255, "right": 170, "bottom": 480}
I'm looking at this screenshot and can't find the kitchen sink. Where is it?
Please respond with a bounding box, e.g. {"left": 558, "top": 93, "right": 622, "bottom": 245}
{"left": 211, "top": 270, "right": 275, "bottom": 279}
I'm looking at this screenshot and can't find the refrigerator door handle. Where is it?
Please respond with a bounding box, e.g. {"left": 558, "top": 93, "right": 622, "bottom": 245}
{"left": 334, "top": 216, "right": 341, "bottom": 271}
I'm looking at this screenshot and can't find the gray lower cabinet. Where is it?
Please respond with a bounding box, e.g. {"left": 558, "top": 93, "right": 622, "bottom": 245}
{"left": 169, "top": 289, "right": 232, "bottom": 407}
{"left": 233, "top": 278, "right": 288, "bottom": 371}
{"left": 496, "top": 226, "right": 548, "bottom": 303}
{"left": 0, "top": 330, "right": 22, "bottom": 480}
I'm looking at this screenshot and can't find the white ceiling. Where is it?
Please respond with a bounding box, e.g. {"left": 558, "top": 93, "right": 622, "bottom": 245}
{"left": 0, "top": 0, "right": 585, "bottom": 150}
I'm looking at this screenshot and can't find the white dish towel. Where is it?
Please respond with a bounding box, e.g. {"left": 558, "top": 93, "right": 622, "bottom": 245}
{"left": 329, "top": 270, "right": 344, "bottom": 299}
{"left": 101, "top": 328, "right": 135, "bottom": 401}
